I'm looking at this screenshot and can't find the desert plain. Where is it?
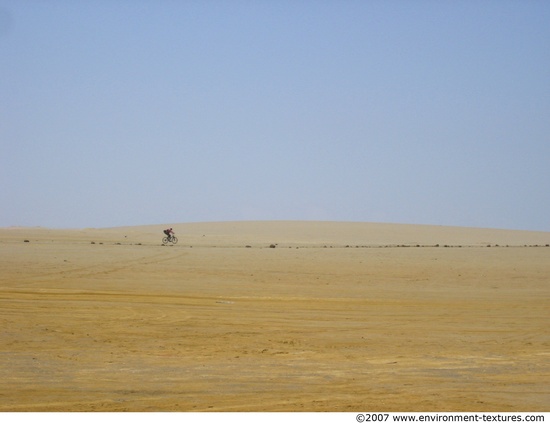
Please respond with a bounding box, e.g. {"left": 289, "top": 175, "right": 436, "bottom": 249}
{"left": 0, "top": 221, "right": 549, "bottom": 411}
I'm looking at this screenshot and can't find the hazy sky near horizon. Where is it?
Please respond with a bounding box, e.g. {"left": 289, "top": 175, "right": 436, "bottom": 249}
{"left": 2, "top": 1, "right": 549, "bottom": 230}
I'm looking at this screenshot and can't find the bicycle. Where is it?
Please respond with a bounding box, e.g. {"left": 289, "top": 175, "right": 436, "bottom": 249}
{"left": 162, "top": 235, "right": 178, "bottom": 245}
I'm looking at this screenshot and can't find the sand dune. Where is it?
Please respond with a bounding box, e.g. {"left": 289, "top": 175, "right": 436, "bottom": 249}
{"left": 1, "top": 221, "right": 549, "bottom": 411}
{"left": 3, "top": 220, "right": 549, "bottom": 247}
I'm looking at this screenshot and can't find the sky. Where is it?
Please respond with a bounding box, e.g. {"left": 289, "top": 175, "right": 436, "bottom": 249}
{"left": 1, "top": 1, "right": 549, "bottom": 231}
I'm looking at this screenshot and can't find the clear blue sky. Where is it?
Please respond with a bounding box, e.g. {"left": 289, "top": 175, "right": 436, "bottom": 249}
{"left": 1, "top": 1, "right": 549, "bottom": 230}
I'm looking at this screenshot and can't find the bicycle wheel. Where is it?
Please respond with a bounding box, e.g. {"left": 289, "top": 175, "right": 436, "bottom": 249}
{"left": 171, "top": 236, "right": 178, "bottom": 244}
{"left": 162, "top": 237, "right": 169, "bottom": 245}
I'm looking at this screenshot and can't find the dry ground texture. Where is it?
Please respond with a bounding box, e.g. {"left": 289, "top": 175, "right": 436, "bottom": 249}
{"left": 0, "top": 221, "right": 549, "bottom": 411}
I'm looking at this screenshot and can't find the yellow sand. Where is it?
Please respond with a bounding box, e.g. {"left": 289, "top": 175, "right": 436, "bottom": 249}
{"left": 1, "top": 221, "right": 549, "bottom": 411}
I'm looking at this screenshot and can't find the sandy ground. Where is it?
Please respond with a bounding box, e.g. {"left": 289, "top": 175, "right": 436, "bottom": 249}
{"left": 0, "top": 221, "right": 549, "bottom": 411}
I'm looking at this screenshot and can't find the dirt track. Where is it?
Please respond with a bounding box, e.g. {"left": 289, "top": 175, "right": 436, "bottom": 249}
{"left": 1, "top": 223, "right": 549, "bottom": 411}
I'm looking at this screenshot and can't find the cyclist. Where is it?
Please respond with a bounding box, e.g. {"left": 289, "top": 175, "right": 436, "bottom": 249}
{"left": 163, "top": 228, "right": 175, "bottom": 240}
